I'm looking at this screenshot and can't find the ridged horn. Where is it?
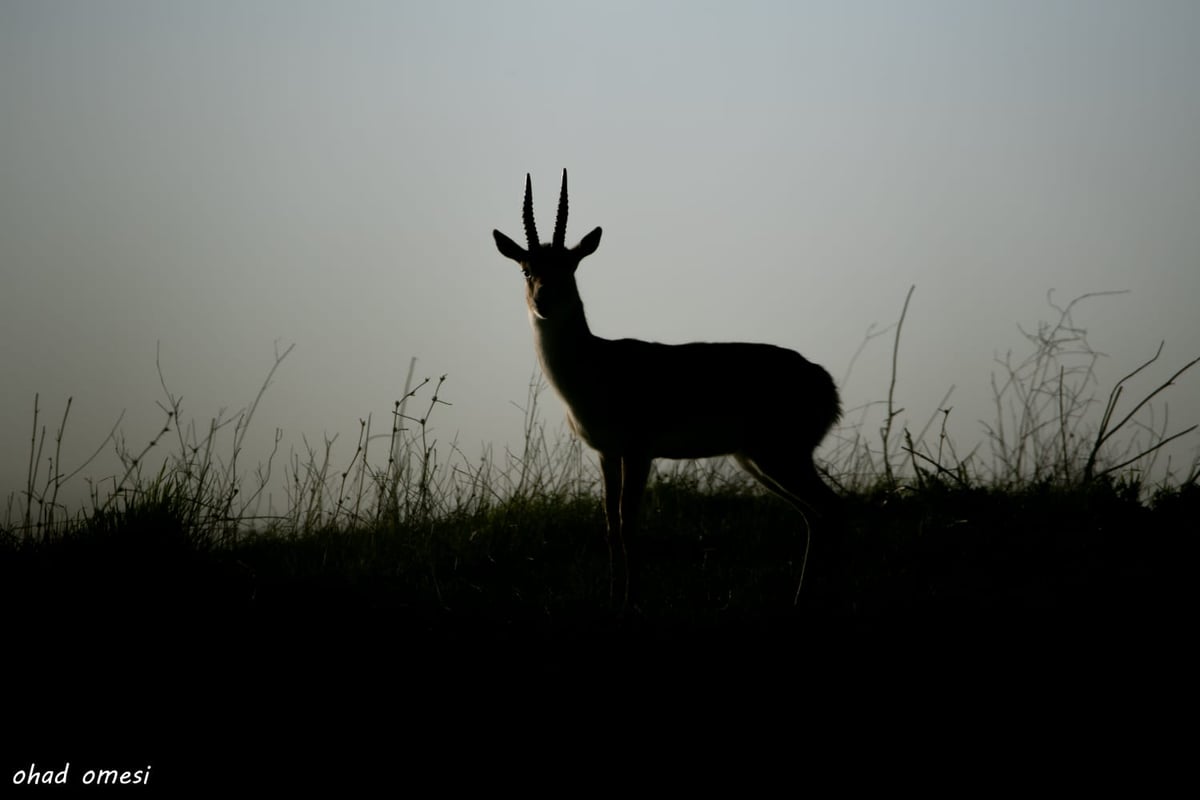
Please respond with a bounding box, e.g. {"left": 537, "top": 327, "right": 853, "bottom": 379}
{"left": 553, "top": 169, "right": 568, "bottom": 249}
{"left": 522, "top": 173, "right": 539, "bottom": 249}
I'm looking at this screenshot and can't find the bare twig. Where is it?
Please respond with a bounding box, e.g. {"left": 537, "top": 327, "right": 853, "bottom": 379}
{"left": 881, "top": 285, "right": 915, "bottom": 489}
{"left": 1084, "top": 344, "right": 1200, "bottom": 481}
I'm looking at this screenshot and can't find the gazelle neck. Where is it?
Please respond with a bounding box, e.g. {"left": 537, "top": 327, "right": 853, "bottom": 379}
{"left": 530, "top": 296, "right": 599, "bottom": 392}
{"left": 529, "top": 295, "right": 591, "bottom": 336}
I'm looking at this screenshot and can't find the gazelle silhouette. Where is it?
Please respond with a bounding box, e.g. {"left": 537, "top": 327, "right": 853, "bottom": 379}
{"left": 494, "top": 170, "right": 841, "bottom": 604}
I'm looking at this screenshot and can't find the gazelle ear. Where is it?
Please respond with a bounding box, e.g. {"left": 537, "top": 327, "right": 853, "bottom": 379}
{"left": 493, "top": 230, "right": 527, "bottom": 263}
{"left": 575, "top": 226, "right": 603, "bottom": 258}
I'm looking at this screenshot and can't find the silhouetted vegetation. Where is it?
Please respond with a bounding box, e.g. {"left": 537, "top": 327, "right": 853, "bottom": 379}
{"left": 5, "top": 294, "right": 1196, "bottom": 629}
{"left": 3, "top": 294, "right": 1196, "bottom": 782}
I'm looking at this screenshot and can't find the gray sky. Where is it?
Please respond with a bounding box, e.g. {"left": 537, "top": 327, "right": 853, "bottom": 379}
{"left": 3, "top": 0, "right": 1199, "bottom": 511}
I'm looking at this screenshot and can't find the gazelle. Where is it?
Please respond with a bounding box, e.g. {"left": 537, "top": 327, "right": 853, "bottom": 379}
{"left": 493, "top": 170, "right": 842, "bottom": 602}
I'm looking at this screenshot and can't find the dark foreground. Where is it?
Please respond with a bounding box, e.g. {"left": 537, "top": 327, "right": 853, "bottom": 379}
{"left": 3, "top": 482, "right": 1191, "bottom": 788}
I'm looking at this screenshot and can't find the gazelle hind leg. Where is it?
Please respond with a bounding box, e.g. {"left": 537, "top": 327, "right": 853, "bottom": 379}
{"left": 736, "top": 449, "right": 838, "bottom": 601}
{"left": 735, "top": 450, "right": 837, "bottom": 519}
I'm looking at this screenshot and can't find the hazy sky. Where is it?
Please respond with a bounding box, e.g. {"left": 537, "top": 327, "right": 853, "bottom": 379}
{"left": 3, "top": 1, "right": 1199, "bottom": 511}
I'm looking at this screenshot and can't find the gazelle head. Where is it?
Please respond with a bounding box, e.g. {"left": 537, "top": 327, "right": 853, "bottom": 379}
{"left": 493, "top": 170, "right": 602, "bottom": 321}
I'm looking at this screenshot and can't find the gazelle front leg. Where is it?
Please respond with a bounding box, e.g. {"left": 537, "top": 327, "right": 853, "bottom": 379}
{"left": 599, "top": 453, "right": 622, "bottom": 603}
{"left": 619, "top": 455, "right": 651, "bottom": 543}
{"left": 618, "top": 455, "right": 652, "bottom": 608}
{"left": 598, "top": 452, "right": 652, "bottom": 608}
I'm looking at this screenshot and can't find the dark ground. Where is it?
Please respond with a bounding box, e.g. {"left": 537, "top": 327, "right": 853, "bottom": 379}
{"left": 3, "top": 482, "right": 1191, "bottom": 789}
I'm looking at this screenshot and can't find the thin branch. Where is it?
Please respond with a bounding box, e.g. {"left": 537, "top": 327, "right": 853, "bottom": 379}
{"left": 882, "top": 285, "right": 915, "bottom": 489}
{"left": 1097, "top": 424, "right": 1199, "bottom": 478}
{"left": 1085, "top": 345, "right": 1200, "bottom": 480}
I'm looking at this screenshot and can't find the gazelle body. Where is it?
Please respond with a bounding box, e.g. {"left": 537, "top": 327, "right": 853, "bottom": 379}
{"left": 494, "top": 171, "right": 841, "bottom": 600}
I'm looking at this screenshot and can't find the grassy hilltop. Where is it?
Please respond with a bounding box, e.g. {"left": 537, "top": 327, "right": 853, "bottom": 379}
{"left": 2, "top": 295, "right": 1197, "bottom": 777}
{"left": 5, "top": 294, "right": 1197, "bottom": 638}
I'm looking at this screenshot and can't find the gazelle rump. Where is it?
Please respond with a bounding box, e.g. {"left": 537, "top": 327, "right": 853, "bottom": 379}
{"left": 493, "top": 170, "right": 841, "bottom": 600}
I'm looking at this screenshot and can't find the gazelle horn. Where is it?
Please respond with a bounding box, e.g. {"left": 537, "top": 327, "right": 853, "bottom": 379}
{"left": 522, "top": 173, "right": 539, "bottom": 249}
{"left": 553, "top": 169, "right": 568, "bottom": 249}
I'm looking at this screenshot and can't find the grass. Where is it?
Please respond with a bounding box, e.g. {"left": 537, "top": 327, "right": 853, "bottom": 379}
{"left": 4, "top": 292, "right": 1196, "bottom": 623}
{"left": 3, "top": 291, "right": 1197, "bottom": 781}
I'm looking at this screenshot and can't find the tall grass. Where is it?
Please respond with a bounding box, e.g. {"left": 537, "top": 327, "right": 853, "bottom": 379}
{"left": 0, "top": 292, "right": 1194, "bottom": 640}
{"left": 4, "top": 291, "right": 1197, "bottom": 548}
{"left": 6, "top": 296, "right": 1190, "bottom": 788}
{"left": 825, "top": 289, "right": 1199, "bottom": 497}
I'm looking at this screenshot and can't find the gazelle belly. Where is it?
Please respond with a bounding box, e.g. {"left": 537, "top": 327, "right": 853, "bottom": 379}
{"left": 567, "top": 404, "right": 747, "bottom": 459}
